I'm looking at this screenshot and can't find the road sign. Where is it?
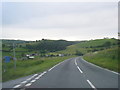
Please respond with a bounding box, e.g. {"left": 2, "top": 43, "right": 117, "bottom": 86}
{"left": 4, "top": 56, "right": 10, "bottom": 63}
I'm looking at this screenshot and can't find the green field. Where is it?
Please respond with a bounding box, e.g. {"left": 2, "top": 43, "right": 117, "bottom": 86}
{"left": 57, "top": 38, "right": 118, "bottom": 55}
{"left": 2, "top": 55, "right": 76, "bottom": 82}
{"left": 83, "top": 47, "right": 119, "bottom": 72}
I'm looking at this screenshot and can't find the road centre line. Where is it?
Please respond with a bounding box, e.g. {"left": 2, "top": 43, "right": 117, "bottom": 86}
{"left": 87, "top": 80, "right": 97, "bottom": 90}
{"left": 77, "top": 66, "right": 83, "bottom": 73}
{"left": 75, "top": 59, "right": 77, "bottom": 66}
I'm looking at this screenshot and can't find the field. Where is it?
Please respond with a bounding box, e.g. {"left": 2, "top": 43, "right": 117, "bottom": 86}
{"left": 2, "top": 55, "right": 76, "bottom": 82}
{"left": 57, "top": 38, "right": 118, "bottom": 55}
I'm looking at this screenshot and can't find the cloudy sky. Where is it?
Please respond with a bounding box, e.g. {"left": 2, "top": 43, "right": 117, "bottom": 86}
{"left": 2, "top": 2, "right": 118, "bottom": 41}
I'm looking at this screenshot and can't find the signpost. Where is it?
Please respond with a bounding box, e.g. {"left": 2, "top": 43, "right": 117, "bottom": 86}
{"left": 4, "top": 56, "right": 10, "bottom": 63}
{"left": 13, "top": 43, "right": 16, "bottom": 69}
{"left": 4, "top": 56, "right": 11, "bottom": 72}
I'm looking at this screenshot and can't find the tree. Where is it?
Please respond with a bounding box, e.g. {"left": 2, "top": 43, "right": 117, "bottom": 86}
{"left": 2, "top": 44, "right": 5, "bottom": 48}
{"left": 75, "top": 50, "right": 83, "bottom": 56}
{"left": 103, "top": 41, "right": 111, "bottom": 48}
{"left": 40, "top": 50, "right": 47, "bottom": 57}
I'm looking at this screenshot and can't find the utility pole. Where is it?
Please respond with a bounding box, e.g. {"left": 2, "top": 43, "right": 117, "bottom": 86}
{"left": 13, "top": 43, "right": 16, "bottom": 69}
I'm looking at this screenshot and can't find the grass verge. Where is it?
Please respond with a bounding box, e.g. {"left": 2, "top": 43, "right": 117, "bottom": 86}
{"left": 83, "top": 47, "right": 119, "bottom": 72}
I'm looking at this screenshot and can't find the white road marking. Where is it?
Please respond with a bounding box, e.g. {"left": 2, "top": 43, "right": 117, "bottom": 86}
{"left": 39, "top": 74, "right": 43, "bottom": 77}
{"left": 13, "top": 85, "right": 21, "bottom": 88}
{"left": 31, "top": 80, "right": 36, "bottom": 83}
{"left": 87, "top": 80, "right": 97, "bottom": 90}
{"left": 75, "top": 59, "right": 77, "bottom": 66}
{"left": 77, "top": 66, "right": 83, "bottom": 73}
{"left": 48, "top": 59, "right": 69, "bottom": 71}
{"left": 21, "top": 81, "right": 27, "bottom": 84}
{"left": 26, "top": 78, "right": 32, "bottom": 81}
{"left": 48, "top": 65, "right": 57, "bottom": 71}
{"left": 42, "top": 71, "right": 47, "bottom": 75}
{"left": 35, "top": 76, "right": 40, "bottom": 80}
{"left": 32, "top": 74, "right": 38, "bottom": 78}
{"left": 25, "top": 83, "right": 32, "bottom": 87}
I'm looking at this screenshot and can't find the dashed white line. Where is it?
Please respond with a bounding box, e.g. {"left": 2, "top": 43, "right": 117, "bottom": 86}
{"left": 32, "top": 74, "right": 38, "bottom": 77}
{"left": 13, "top": 84, "right": 21, "bottom": 88}
{"left": 35, "top": 76, "right": 40, "bottom": 80}
{"left": 31, "top": 80, "right": 36, "bottom": 83}
{"left": 25, "top": 83, "right": 32, "bottom": 87}
{"left": 43, "top": 71, "right": 47, "bottom": 74}
{"left": 26, "top": 77, "right": 32, "bottom": 81}
{"left": 75, "top": 59, "right": 77, "bottom": 66}
{"left": 21, "top": 81, "right": 27, "bottom": 84}
{"left": 77, "top": 66, "right": 83, "bottom": 73}
{"left": 87, "top": 80, "right": 97, "bottom": 90}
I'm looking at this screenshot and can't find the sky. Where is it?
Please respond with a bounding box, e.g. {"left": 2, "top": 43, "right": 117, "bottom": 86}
{"left": 1, "top": 2, "right": 118, "bottom": 41}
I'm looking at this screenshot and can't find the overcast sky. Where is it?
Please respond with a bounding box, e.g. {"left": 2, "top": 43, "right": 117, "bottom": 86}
{"left": 1, "top": 2, "right": 118, "bottom": 41}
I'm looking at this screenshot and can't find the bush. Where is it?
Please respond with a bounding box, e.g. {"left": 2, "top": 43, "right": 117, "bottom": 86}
{"left": 75, "top": 50, "right": 83, "bottom": 56}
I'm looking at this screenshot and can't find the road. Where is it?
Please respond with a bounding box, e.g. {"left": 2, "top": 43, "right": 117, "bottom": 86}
{"left": 4, "top": 57, "right": 119, "bottom": 89}
{"left": 16, "top": 57, "right": 119, "bottom": 89}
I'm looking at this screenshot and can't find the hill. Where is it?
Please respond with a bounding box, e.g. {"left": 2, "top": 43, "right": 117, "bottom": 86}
{"left": 2, "top": 39, "right": 79, "bottom": 59}
{"left": 57, "top": 38, "right": 118, "bottom": 55}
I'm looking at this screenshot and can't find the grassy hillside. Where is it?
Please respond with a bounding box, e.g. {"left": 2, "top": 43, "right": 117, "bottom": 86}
{"left": 57, "top": 38, "right": 118, "bottom": 55}
{"left": 57, "top": 38, "right": 119, "bottom": 72}
{"left": 2, "top": 39, "right": 78, "bottom": 59}
{"left": 83, "top": 47, "right": 119, "bottom": 72}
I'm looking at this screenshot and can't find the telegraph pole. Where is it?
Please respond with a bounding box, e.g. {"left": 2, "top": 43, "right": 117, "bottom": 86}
{"left": 13, "top": 43, "right": 16, "bottom": 69}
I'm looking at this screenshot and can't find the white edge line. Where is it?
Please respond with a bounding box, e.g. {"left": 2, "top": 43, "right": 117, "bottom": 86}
{"left": 77, "top": 66, "right": 83, "bottom": 73}
{"left": 21, "top": 81, "right": 27, "bottom": 84}
{"left": 82, "top": 57, "right": 119, "bottom": 75}
{"left": 48, "top": 59, "right": 67, "bottom": 71}
{"left": 25, "top": 83, "right": 32, "bottom": 87}
{"left": 87, "top": 80, "right": 96, "bottom": 90}
{"left": 35, "top": 76, "right": 40, "bottom": 80}
{"left": 26, "top": 77, "right": 32, "bottom": 81}
{"left": 31, "top": 80, "right": 36, "bottom": 83}
{"left": 13, "top": 84, "right": 21, "bottom": 88}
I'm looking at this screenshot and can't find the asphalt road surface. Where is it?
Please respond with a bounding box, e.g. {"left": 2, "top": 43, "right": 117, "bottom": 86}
{"left": 12, "top": 57, "right": 119, "bottom": 89}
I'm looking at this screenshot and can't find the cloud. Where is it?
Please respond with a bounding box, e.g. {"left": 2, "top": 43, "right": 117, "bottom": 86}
{"left": 2, "top": 2, "right": 118, "bottom": 41}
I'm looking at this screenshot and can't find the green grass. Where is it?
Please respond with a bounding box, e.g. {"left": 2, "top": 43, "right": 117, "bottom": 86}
{"left": 2, "top": 55, "right": 76, "bottom": 82}
{"left": 83, "top": 47, "right": 119, "bottom": 72}
{"left": 56, "top": 38, "right": 118, "bottom": 55}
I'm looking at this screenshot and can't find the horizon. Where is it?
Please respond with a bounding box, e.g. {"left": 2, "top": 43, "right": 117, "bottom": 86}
{"left": 1, "top": 37, "right": 117, "bottom": 42}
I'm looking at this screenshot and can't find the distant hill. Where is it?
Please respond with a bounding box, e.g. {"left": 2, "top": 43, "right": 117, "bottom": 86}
{"left": 1, "top": 39, "right": 29, "bottom": 45}
{"left": 2, "top": 39, "right": 80, "bottom": 58}
{"left": 57, "top": 38, "right": 118, "bottom": 55}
